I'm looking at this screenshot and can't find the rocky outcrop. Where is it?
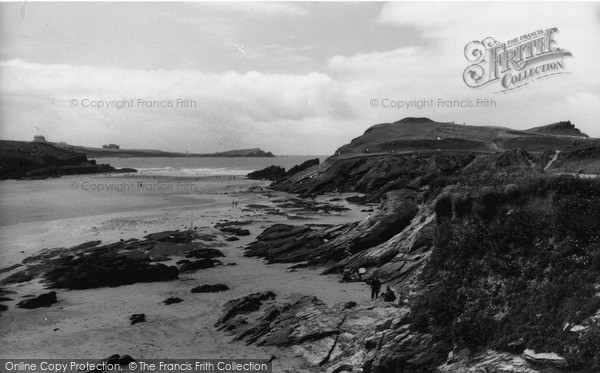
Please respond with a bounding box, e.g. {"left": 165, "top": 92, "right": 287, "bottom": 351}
{"left": 0, "top": 140, "right": 136, "bottom": 179}
{"left": 218, "top": 227, "right": 251, "bottom": 236}
{"left": 178, "top": 258, "right": 214, "bottom": 272}
{"left": 284, "top": 158, "right": 320, "bottom": 177}
{"left": 130, "top": 314, "right": 146, "bottom": 325}
{"left": 216, "top": 291, "right": 276, "bottom": 326}
{"left": 225, "top": 118, "right": 600, "bottom": 372}
{"left": 247, "top": 165, "right": 286, "bottom": 181}
{"left": 191, "top": 284, "right": 230, "bottom": 293}
{"left": 244, "top": 190, "right": 418, "bottom": 266}
{"left": 8, "top": 229, "right": 224, "bottom": 289}
{"left": 17, "top": 292, "right": 58, "bottom": 309}
{"left": 523, "top": 349, "right": 567, "bottom": 368}
{"left": 45, "top": 253, "right": 179, "bottom": 289}
{"left": 527, "top": 120, "right": 588, "bottom": 137}
{"left": 247, "top": 158, "right": 320, "bottom": 181}
{"left": 216, "top": 291, "right": 434, "bottom": 371}
{"left": 163, "top": 297, "right": 184, "bottom": 305}
{"left": 271, "top": 152, "right": 478, "bottom": 202}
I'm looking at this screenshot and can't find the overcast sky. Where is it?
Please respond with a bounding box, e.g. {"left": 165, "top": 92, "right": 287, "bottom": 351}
{"left": 1, "top": 2, "right": 599, "bottom": 155}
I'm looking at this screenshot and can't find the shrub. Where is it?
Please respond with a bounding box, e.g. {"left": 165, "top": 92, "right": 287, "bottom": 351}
{"left": 434, "top": 193, "right": 453, "bottom": 221}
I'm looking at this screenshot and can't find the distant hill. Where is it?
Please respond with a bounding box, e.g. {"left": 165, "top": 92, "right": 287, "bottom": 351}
{"left": 52, "top": 144, "right": 275, "bottom": 158}
{"left": 0, "top": 140, "right": 135, "bottom": 179}
{"left": 334, "top": 117, "right": 596, "bottom": 156}
{"left": 263, "top": 117, "right": 600, "bottom": 200}
{"left": 526, "top": 121, "right": 589, "bottom": 137}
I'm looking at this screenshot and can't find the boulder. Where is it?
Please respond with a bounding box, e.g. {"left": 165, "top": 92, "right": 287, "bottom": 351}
{"left": 17, "top": 292, "right": 58, "bottom": 309}
{"left": 130, "top": 314, "right": 146, "bottom": 325}
{"left": 179, "top": 258, "right": 215, "bottom": 272}
{"left": 191, "top": 284, "right": 230, "bottom": 293}
{"left": 218, "top": 227, "right": 251, "bottom": 236}
{"left": 185, "top": 248, "right": 225, "bottom": 259}
{"left": 247, "top": 166, "right": 286, "bottom": 181}
{"left": 44, "top": 254, "right": 179, "bottom": 289}
{"left": 216, "top": 291, "right": 276, "bottom": 326}
{"left": 163, "top": 297, "right": 184, "bottom": 305}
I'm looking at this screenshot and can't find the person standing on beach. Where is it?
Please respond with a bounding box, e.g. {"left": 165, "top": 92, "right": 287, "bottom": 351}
{"left": 370, "top": 276, "right": 381, "bottom": 299}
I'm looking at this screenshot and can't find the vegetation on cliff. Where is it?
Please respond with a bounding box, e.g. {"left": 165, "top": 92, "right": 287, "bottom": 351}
{"left": 413, "top": 176, "right": 600, "bottom": 369}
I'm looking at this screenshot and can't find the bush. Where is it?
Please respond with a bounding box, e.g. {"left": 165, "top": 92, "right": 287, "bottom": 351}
{"left": 473, "top": 190, "right": 503, "bottom": 220}
{"left": 453, "top": 194, "right": 472, "bottom": 217}
{"left": 434, "top": 193, "right": 453, "bottom": 221}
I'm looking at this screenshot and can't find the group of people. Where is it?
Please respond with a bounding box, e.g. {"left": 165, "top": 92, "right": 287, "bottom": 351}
{"left": 340, "top": 268, "right": 396, "bottom": 302}
{"left": 369, "top": 276, "right": 396, "bottom": 302}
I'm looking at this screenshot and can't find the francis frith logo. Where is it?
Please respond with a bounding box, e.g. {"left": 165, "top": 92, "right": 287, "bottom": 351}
{"left": 463, "top": 27, "right": 572, "bottom": 92}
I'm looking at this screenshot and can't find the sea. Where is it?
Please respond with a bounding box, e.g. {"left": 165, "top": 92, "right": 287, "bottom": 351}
{"left": 97, "top": 155, "right": 328, "bottom": 178}
{"left": 0, "top": 156, "right": 326, "bottom": 227}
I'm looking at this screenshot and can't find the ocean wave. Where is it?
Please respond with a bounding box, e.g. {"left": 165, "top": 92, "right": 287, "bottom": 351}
{"left": 134, "top": 167, "right": 253, "bottom": 177}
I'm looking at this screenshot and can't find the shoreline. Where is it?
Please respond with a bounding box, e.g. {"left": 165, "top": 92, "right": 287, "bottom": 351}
{"left": 0, "top": 174, "right": 373, "bottom": 371}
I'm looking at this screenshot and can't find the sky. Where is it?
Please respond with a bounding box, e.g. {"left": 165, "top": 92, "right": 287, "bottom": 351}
{"left": 0, "top": 1, "right": 599, "bottom": 155}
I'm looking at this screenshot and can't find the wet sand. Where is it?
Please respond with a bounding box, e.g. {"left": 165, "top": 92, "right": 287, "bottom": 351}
{"left": 0, "top": 174, "right": 372, "bottom": 372}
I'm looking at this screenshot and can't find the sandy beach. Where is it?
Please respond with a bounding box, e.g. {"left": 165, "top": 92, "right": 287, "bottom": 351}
{"left": 0, "top": 173, "right": 373, "bottom": 372}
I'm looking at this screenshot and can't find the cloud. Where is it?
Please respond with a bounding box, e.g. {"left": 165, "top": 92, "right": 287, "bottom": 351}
{"left": 377, "top": 2, "right": 600, "bottom": 86}
{"left": 0, "top": 59, "right": 355, "bottom": 153}
{"left": 191, "top": 2, "right": 308, "bottom": 18}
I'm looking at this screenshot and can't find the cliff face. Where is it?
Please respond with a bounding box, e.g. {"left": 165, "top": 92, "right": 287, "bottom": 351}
{"left": 0, "top": 140, "right": 135, "bottom": 179}
{"left": 269, "top": 118, "right": 600, "bottom": 201}
{"left": 233, "top": 118, "right": 600, "bottom": 372}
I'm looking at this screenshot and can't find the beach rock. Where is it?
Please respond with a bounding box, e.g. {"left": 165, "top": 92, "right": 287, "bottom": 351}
{"left": 0, "top": 263, "right": 22, "bottom": 274}
{"left": 0, "top": 270, "right": 35, "bottom": 284}
{"left": 17, "top": 292, "right": 58, "bottom": 309}
{"left": 105, "top": 354, "right": 135, "bottom": 365}
{"left": 245, "top": 190, "right": 418, "bottom": 266}
{"left": 226, "top": 237, "right": 240, "bottom": 242}
{"left": 216, "top": 292, "right": 403, "bottom": 369}
{"left": 191, "top": 284, "right": 230, "bottom": 293}
{"left": 273, "top": 197, "right": 349, "bottom": 213}
{"left": 185, "top": 248, "right": 225, "bottom": 259}
{"left": 163, "top": 297, "right": 184, "bottom": 305}
{"left": 0, "top": 304, "right": 7, "bottom": 312}
{"left": 44, "top": 253, "right": 178, "bottom": 290}
{"left": 144, "top": 230, "right": 197, "bottom": 243}
{"left": 130, "top": 314, "right": 146, "bottom": 325}
{"left": 179, "top": 258, "right": 214, "bottom": 272}
{"left": 214, "top": 220, "right": 253, "bottom": 228}
{"left": 218, "top": 227, "right": 251, "bottom": 236}
{"left": 216, "top": 291, "right": 276, "bottom": 326}
{"left": 247, "top": 165, "right": 286, "bottom": 181}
